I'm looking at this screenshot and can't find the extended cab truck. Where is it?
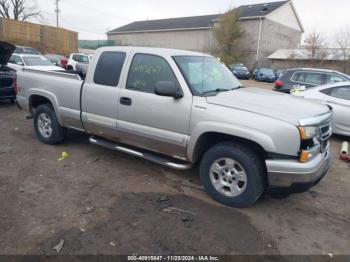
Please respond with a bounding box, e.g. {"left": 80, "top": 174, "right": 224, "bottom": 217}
{"left": 16, "top": 47, "right": 333, "bottom": 207}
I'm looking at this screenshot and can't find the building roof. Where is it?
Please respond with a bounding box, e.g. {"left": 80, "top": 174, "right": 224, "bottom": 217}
{"left": 108, "top": 1, "right": 288, "bottom": 34}
{"left": 268, "top": 49, "right": 350, "bottom": 61}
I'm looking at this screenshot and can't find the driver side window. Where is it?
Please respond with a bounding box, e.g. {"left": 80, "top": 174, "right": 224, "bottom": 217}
{"left": 126, "top": 54, "right": 179, "bottom": 94}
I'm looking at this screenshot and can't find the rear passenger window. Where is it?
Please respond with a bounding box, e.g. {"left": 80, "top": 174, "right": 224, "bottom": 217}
{"left": 126, "top": 54, "right": 178, "bottom": 94}
{"left": 293, "top": 72, "right": 323, "bottom": 85}
{"left": 94, "top": 52, "right": 126, "bottom": 87}
{"left": 330, "top": 87, "right": 350, "bottom": 100}
{"left": 327, "top": 74, "right": 346, "bottom": 84}
{"left": 9, "top": 55, "right": 22, "bottom": 64}
{"left": 304, "top": 73, "right": 323, "bottom": 85}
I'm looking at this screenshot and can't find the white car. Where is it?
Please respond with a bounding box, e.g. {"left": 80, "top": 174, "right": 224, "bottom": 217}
{"left": 8, "top": 54, "right": 65, "bottom": 71}
{"left": 294, "top": 82, "right": 350, "bottom": 136}
{"left": 67, "top": 53, "right": 90, "bottom": 70}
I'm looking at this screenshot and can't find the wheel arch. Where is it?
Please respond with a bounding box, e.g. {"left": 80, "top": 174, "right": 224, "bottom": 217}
{"left": 192, "top": 132, "right": 268, "bottom": 164}
{"left": 28, "top": 91, "right": 62, "bottom": 125}
{"left": 188, "top": 122, "right": 276, "bottom": 164}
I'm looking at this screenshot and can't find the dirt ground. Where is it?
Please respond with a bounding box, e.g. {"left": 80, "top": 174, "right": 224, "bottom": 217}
{"left": 0, "top": 80, "right": 350, "bottom": 256}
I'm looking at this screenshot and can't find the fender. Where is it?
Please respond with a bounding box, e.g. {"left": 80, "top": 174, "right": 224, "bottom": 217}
{"left": 187, "top": 121, "right": 276, "bottom": 162}
{"left": 27, "top": 89, "right": 63, "bottom": 125}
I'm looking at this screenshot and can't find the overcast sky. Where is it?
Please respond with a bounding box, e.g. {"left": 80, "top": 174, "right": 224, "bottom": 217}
{"left": 35, "top": 0, "right": 350, "bottom": 42}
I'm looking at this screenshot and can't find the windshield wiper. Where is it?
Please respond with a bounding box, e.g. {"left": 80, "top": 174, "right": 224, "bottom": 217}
{"left": 202, "top": 88, "right": 234, "bottom": 95}
{"left": 202, "top": 86, "right": 243, "bottom": 95}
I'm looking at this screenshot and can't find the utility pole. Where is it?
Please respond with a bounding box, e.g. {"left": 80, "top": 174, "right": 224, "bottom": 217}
{"left": 55, "top": 0, "right": 60, "bottom": 27}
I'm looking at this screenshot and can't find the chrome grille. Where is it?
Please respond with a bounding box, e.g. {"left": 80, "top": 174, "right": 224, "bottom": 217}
{"left": 319, "top": 122, "right": 332, "bottom": 152}
{"left": 319, "top": 123, "right": 332, "bottom": 141}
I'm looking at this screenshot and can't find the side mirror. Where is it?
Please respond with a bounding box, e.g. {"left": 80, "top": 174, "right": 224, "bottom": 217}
{"left": 155, "top": 81, "right": 183, "bottom": 99}
{"left": 16, "top": 62, "right": 24, "bottom": 66}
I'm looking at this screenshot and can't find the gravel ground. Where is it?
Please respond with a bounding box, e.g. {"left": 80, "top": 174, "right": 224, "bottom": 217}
{"left": 0, "top": 80, "right": 349, "bottom": 255}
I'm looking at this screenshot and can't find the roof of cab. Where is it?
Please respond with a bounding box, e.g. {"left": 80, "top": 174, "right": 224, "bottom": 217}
{"left": 96, "top": 46, "right": 213, "bottom": 57}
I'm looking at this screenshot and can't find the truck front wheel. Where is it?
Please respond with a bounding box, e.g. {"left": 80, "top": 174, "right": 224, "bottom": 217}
{"left": 199, "top": 142, "right": 265, "bottom": 207}
{"left": 33, "top": 103, "right": 65, "bottom": 145}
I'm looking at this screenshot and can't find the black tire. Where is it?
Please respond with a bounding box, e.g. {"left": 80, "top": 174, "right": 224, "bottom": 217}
{"left": 33, "top": 103, "right": 65, "bottom": 145}
{"left": 199, "top": 142, "right": 265, "bottom": 207}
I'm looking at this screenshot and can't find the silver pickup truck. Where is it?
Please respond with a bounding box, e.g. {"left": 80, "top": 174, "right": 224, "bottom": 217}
{"left": 16, "top": 47, "right": 333, "bottom": 207}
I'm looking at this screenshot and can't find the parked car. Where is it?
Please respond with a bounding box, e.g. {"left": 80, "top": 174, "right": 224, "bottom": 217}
{"left": 232, "top": 65, "right": 250, "bottom": 80}
{"left": 75, "top": 62, "right": 89, "bottom": 77}
{"left": 14, "top": 46, "right": 41, "bottom": 55}
{"left": 293, "top": 82, "right": 350, "bottom": 137}
{"left": 16, "top": 46, "right": 333, "bottom": 207}
{"left": 0, "top": 41, "right": 16, "bottom": 103}
{"left": 67, "top": 53, "right": 90, "bottom": 70}
{"left": 60, "top": 57, "right": 69, "bottom": 69}
{"left": 8, "top": 54, "right": 65, "bottom": 71}
{"left": 254, "top": 68, "right": 277, "bottom": 82}
{"left": 229, "top": 63, "right": 244, "bottom": 70}
{"left": 274, "top": 68, "right": 350, "bottom": 94}
{"left": 45, "top": 54, "right": 67, "bottom": 68}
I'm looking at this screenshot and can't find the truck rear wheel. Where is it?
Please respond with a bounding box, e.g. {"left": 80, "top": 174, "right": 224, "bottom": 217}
{"left": 199, "top": 142, "right": 265, "bottom": 207}
{"left": 33, "top": 103, "right": 65, "bottom": 145}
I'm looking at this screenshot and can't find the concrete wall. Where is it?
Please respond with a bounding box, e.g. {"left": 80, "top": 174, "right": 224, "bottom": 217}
{"left": 108, "top": 29, "right": 214, "bottom": 54}
{"left": 258, "top": 18, "right": 302, "bottom": 67}
{"left": 232, "top": 18, "right": 302, "bottom": 69}
{"left": 267, "top": 2, "right": 302, "bottom": 32}
{"left": 270, "top": 59, "right": 350, "bottom": 74}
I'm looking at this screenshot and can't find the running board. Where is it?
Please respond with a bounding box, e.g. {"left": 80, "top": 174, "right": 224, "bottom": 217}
{"left": 89, "top": 136, "right": 192, "bottom": 170}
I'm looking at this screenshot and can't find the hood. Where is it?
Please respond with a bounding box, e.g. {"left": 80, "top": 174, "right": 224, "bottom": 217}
{"left": 206, "top": 87, "right": 330, "bottom": 125}
{"left": 0, "top": 41, "right": 16, "bottom": 66}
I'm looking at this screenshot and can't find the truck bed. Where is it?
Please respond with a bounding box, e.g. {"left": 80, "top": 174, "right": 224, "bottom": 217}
{"left": 17, "top": 68, "right": 84, "bottom": 130}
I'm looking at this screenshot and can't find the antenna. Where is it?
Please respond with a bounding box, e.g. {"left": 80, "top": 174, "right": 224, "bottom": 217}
{"left": 55, "top": 0, "right": 60, "bottom": 27}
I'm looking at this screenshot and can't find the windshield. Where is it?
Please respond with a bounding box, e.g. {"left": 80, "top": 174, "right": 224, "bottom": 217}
{"left": 173, "top": 56, "right": 241, "bottom": 96}
{"left": 260, "top": 68, "right": 274, "bottom": 75}
{"left": 73, "top": 55, "right": 90, "bottom": 63}
{"left": 234, "top": 66, "right": 248, "bottom": 71}
{"left": 23, "top": 56, "right": 53, "bottom": 66}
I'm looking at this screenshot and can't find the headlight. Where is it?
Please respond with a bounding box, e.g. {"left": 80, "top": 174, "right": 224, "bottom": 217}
{"left": 298, "top": 126, "right": 318, "bottom": 140}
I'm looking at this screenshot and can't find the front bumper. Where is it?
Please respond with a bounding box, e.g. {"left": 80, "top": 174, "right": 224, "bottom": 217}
{"left": 266, "top": 147, "right": 332, "bottom": 192}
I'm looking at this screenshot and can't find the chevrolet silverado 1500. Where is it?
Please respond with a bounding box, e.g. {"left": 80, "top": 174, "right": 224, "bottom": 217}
{"left": 16, "top": 47, "right": 333, "bottom": 207}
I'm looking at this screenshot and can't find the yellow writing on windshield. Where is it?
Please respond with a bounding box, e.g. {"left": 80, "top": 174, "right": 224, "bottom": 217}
{"left": 131, "top": 65, "right": 162, "bottom": 75}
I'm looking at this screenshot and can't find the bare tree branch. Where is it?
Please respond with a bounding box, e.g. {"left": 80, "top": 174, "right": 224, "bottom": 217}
{"left": 303, "top": 29, "right": 327, "bottom": 63}
{"left": 0, "top": 0, "right": 11, "bottom": 19}
{"left": 0, "top": 0, "right": 40, "bottom": 21}
{"left": 335, "top": 28, "right": 350, "bottom": 73}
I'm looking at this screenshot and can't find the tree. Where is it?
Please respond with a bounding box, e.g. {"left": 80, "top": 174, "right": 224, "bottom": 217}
{"left": 303, "top": 29, "right": 327, "bottom": 63}
{"left": 213, "top": 8, "right": 243, "bottom": 66}
{"left": 0, "top": 0, "right": 41, "bottom": 21}
{"left": 335, "top": 28, "right": 350, "bottom": 73}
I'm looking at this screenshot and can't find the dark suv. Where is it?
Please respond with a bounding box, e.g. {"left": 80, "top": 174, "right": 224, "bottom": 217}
{"left": 0, "top": 41, "right": 16, "bottom": 103}
{"left": 274, "top": 68, "right": 350, "bottom": 93}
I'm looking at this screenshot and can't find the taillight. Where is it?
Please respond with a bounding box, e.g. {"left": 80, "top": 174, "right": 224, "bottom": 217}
{"left": 274, "top": 80, "right": 284, "bottom": 88}
{"left": 12, "top": 75, "right": 18, "bottom": 95}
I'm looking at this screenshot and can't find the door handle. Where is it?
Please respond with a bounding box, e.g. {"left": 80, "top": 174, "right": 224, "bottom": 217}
{"left": 120, "top": 97, "right": 132, "bottom": 106}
